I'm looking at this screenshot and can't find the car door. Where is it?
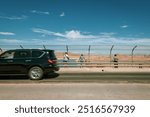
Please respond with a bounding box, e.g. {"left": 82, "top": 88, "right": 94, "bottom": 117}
{"left": 13, "top": 50, "right": 32, "bottom": 74}
{"left": 0, "top": 50, "right": 15, "bottom": 74}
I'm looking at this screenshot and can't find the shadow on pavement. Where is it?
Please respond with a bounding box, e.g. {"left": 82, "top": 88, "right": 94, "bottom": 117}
{"left": 0, "top": 76, "right": 28, "bottom": 80}
{"left": 0, "top": 73, "right": 60, "bottom": 80}
{"left": 44, "top": 72, "right": 60, "bottom": 79}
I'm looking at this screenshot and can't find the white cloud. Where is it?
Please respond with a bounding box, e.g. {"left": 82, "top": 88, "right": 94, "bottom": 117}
{"left": 32, "top": 28, "right": 98, "bottom": 40}
{"left": 1, "top": 36, "right": 150, "bottom": 47}
{"left": 30, "top": 10, "right": 49, "bottom": 15}
{"left": 32, "top": 28, "right": 64, "bottom": 37}
{"left": 65, "top": 30, "right": 98, "bottom": 39}
{"left": 60, "top": 12, "right": 65, "bottom": 17}
{"left": 0, "top": 15, "right": 27, "bottom": 20}
{"left": 120, "top": 25, "right": 128, "bottom": 29}
{"left": 0, "top": 32, "right": 15, "bottom": 36}
{"left": 32, "top": 28, "right": 150, "bottom": 45}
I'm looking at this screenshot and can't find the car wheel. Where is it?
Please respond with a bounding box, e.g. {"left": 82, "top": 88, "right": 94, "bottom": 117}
{"left": 28, "top": 66, "right": 43, "bottom": 80}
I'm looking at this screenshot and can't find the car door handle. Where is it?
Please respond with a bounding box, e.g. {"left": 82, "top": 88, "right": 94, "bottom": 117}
{"left": 25, "top": 60, "right": 31, "bottom": 62}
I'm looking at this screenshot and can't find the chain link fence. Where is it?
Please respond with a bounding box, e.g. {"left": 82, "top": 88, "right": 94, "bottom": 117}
{"left": 0, "top": 45, "right": 150, "bottom": 68}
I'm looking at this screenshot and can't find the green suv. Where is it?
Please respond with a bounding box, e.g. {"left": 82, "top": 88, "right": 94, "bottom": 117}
{"left": 0, "top": 49, "right": 59, "bottom": 80}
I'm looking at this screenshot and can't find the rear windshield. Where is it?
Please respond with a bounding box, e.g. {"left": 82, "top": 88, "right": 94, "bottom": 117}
{"left": 48, "top": 51, "right": 56, "bottom": 60}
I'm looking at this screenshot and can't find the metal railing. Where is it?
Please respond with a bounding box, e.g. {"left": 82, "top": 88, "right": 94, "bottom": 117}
{"left": 58, "top": 61, "right": 150, "bottom": 68}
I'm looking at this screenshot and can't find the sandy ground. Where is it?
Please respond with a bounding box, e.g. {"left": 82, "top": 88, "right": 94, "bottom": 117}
{"left": 56, "top": 52, "right": 150, "bottom": 62}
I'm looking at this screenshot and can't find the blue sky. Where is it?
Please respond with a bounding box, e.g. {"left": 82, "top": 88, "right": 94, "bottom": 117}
{"left": 0, "top": 0, "right": 150, "bottom": 45}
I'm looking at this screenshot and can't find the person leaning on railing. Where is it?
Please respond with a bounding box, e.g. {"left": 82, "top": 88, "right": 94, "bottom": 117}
{"left": 78, "top": 54, "right": 86, "bottom": 68}
{"left": 63, "top": 52, "right": 70, "bottom": 67}
{"left": 113, "top": 54, "right": 118, "bottom": 68}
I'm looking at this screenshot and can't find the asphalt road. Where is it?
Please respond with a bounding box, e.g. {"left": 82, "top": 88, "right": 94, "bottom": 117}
{"left": 0, "top": 72, "right": 150, "bottom": 83}
{"left": 51, "top": 72, "right": 150, "bottom": 83}
{"left": 0, "top": 72, "right": 150, "bottom": 100}
{"left": 0, "top": 83, "right": 150, "bottom": 100}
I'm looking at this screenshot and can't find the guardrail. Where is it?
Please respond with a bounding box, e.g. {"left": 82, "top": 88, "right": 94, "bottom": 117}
{"left": 58, "top": 62, "right": 150, "bottom": 68}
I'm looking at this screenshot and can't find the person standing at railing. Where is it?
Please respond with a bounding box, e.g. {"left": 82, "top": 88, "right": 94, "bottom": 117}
{"left": 78, "top": 54, "right": 86, "bottom": 68}
{"left": 113, "top": 54, "right": 118, "bottom": 68}
{"left": 63, "top": 52, "right": 70, "bottom": 66}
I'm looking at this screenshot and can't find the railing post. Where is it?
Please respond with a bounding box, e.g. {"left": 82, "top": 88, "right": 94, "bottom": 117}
{"left": 66, "top": 45, "right": 69, "bottom": 53}
{"left": 131, "top": 45, "right": 137, "bottom": 66}
{"left": 110, "top": 45, "right": 114, "bottom": 66}
{"left": 88, "top": 45, "right": 91, "bottom": 62}
{"left": 20, "top": 45, "right": 24, "bottom": 49}
{"left": 43, "top": 45, "right": 46, "bottom": 49}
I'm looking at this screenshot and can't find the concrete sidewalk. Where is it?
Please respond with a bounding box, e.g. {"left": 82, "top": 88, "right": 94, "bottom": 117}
{"left": 58, "top": 67, "right": 150, "bottom": 73}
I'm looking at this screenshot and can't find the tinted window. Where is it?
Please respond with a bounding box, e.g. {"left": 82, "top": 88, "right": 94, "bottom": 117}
{"left": 14, "top": 51, "right": 31, "bottom": 58}
{"left": 32, "top": 50, "right": 44, "bottom": 57}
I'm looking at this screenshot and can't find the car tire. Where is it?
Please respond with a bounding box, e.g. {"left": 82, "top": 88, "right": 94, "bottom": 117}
{"left": 28, "top": 66, "right": 44, "bottom": 80}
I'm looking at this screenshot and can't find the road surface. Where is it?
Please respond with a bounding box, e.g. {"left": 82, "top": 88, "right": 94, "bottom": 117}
{"left": 0, "top": 83, "right": 150, "bottom": 100}
{"left": 0, "top": 72, "right": 150, "bottom": 83}
{"left": 0, "top": 72, "right": 150, "bottom": 99}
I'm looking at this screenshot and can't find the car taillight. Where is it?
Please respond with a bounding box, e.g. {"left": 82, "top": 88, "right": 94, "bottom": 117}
{"left": 48, "top": 59, "right": 56, "bottom": 64}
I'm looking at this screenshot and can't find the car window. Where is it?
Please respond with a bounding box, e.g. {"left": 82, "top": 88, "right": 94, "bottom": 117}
{"left": 14, "top": 51, "right": 31, "bottom": 58}
{"left": 32, "top": 50, "right": 44, "bottom": 57}
{"left": 0, "top": 51, "right": 15, "bottom": 59}
{"left": 48, "top": 51, "right": 56, "bottom": 59}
